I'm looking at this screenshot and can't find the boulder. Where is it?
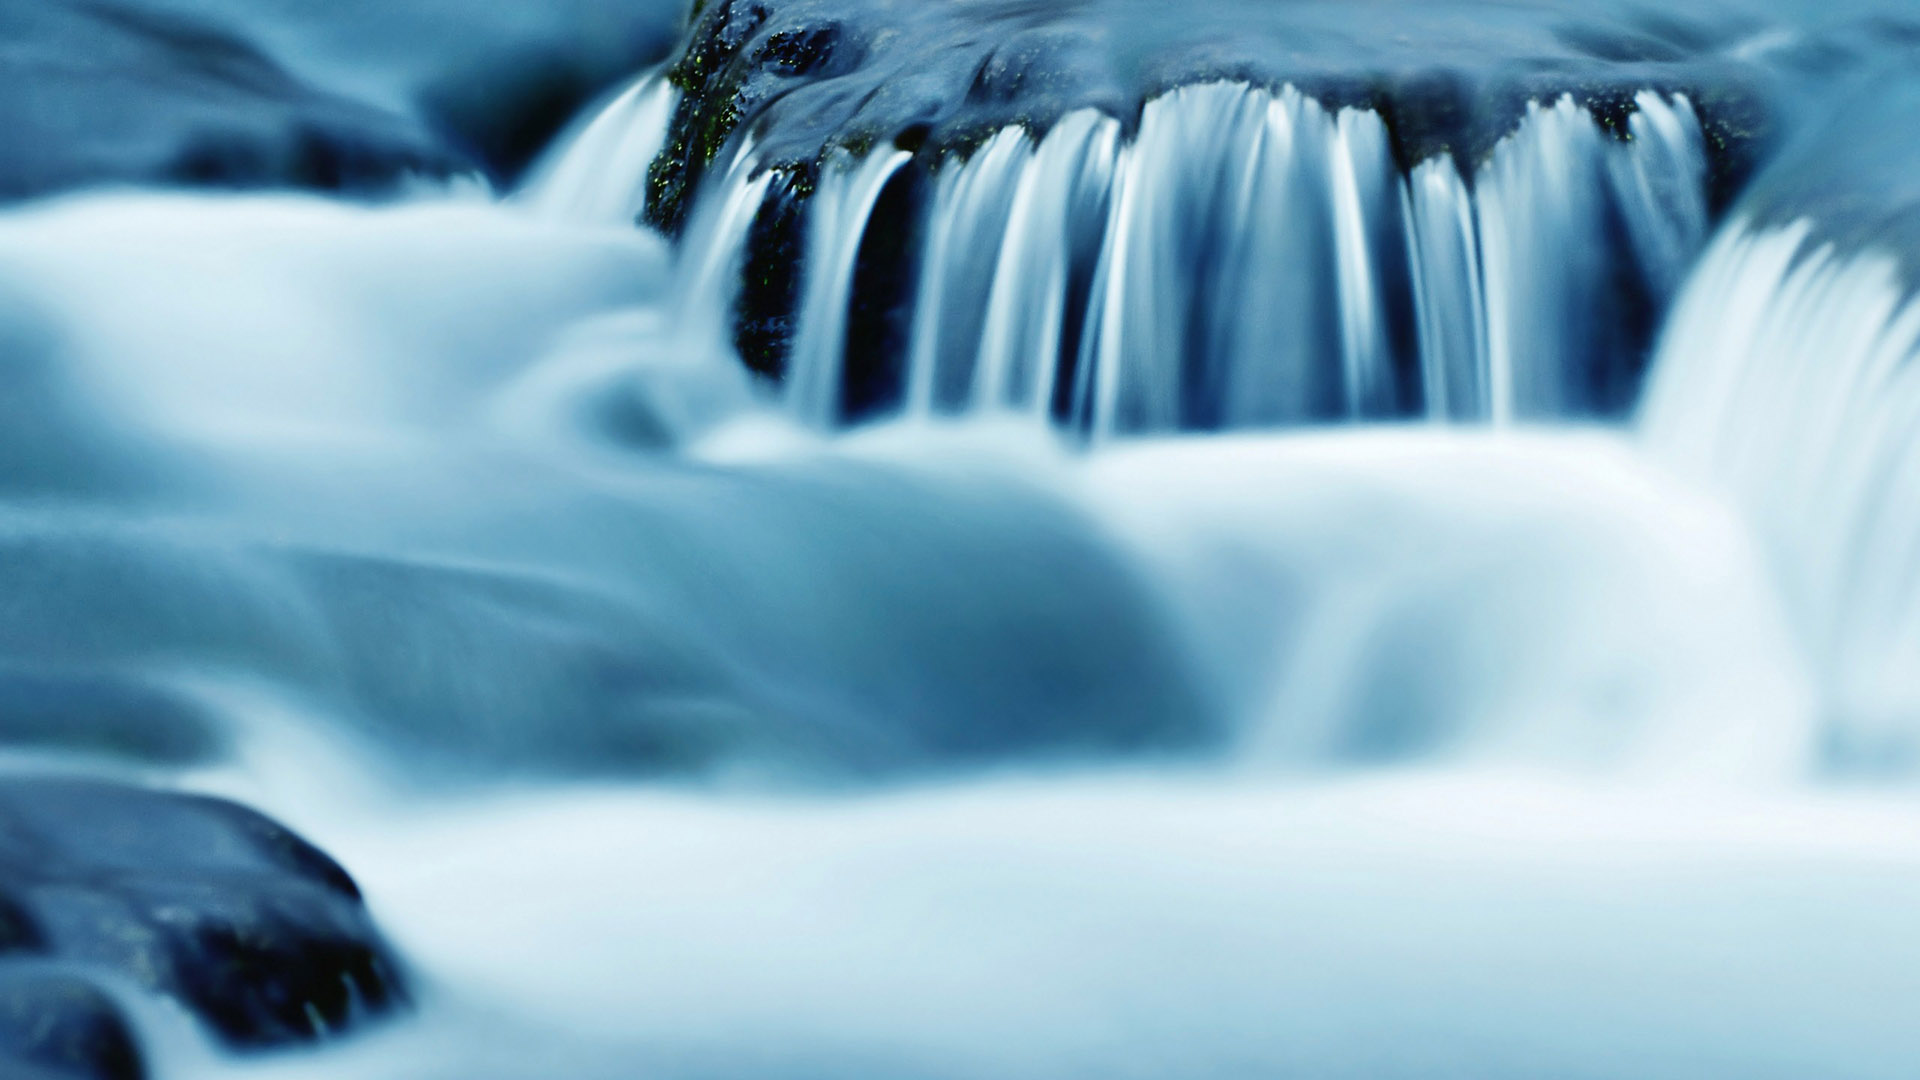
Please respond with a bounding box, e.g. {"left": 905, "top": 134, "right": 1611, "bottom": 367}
{"left": 0, "top": 778, "right": 407, "bottom": 1050}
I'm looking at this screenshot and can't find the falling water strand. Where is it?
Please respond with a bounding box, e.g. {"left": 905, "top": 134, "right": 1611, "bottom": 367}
{"left": 905, "top": 128, "right": 1035, "bottom": 417}
{"left": 670, "top": 141, "right": 774, "bottom": 351}
{"left": 1403, "top": 157, "right": 1489, "bottom": 419}
{"left": 786, "top": 149, "right": 914, "bottom": 426}
{"left": 1642, "top": 221, "right": 1920, "bottom": 766}
{"left": 1610, "top": 94, "right": 1712, "bottom": 296}
{"left": 517, "top": 72, "right": 679, "bottom": 226}
{"left": 782, "top": 83, "right": 1707, "bottom": 434}
{"left": 1474, "top": 94, "right": 1709, "bottom": 420}
{"left": 1080, "top": 84, "right": 1352, "bottom": 435}
{"left": 972, "top": 110, "right": 1122, "bottom": 418}
{"left": 1329, "top": 109, "right": 1399, "bottom": 418}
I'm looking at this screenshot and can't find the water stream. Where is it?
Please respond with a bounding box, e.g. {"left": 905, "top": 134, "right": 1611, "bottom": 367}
{"left": 4, "top": 25, "right": 1920, "bottom": 1080}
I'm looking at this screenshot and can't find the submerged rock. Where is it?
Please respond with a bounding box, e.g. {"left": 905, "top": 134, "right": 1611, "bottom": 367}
{"left": 0, "top": 0, "right": 691, "bottom": 201}
{"left": 0, "top": 779, "right": 407, "bottom": 1050}
{"left": 0, "top": 475, "right": 1215, "bottom": 783}
{"left": 0, "top": 970, "right": 144, "bottom": 1080}
{"left": 0, "top": 1, "right": 458, "bottom": 201}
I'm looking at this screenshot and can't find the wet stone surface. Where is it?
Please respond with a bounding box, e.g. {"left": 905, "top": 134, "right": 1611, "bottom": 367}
{"left": 0, "top": 779, "right": 407, "bottom": 1054}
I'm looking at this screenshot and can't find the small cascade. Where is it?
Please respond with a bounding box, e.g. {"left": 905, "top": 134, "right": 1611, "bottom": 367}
{"left": 1404, "top": 157, "right": 1489, "bottom": 419}
{"left": 905, "top": 128, "right": 1037, "bottom": 414}
{"left": 1642, "top": 222, "right": 1920, "bottom": 768}
{"left": 1076, "top": 85, "right": 1393, "bottom": 434}
{"left": 517, "top": 73, "right": 679, "bottom": 226}
{"left": 1474, "top": 95, "right": 1709, "bottom": 420}
{"left": 751, "top": 83, "right": 1710, "bottom": 432}
{"left": 671, "top": 141, "right": 775, "bottom": 348}
{"left": 786, "top": 147, "right": 915, "bottom": 426}
{"left": 23, "top": 7, "right": 1920, "bottom": 1078}
{"left": 973, "top": 110, "right": 1122, "bottom": 420}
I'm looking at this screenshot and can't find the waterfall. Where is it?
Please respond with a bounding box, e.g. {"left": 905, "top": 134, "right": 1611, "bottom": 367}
{"left": 518, "top": 72, "right": 679, "bottom": 226}
{"left": 1476, "top": 95, "right": 1709, "bottom": 420}
{"left": 1642, "top": 221, "right": 1920, "bottom": 769}
{"left": 906, "top": 128, "right": 1038, "bottom": 415}
{"left": 1076, "top": 84, "right": 1391, "bottom": 434}
{"left": 750, "top": 83, "right": 1708, "bottom": 432}
{"left": 1404, "top": 157, "right": 1489, "bottom": 419}
{"left": 25, "top": 5, "right": 1920, "bottom": 1079}
{"left": 973, "top": 110, "right": 1122, "bottom": 420}
{"left": 671, "top": 141, "right": 775, "bottom": 349}
{"left": 785, "top": 148, "right": 915, "bottom": 426}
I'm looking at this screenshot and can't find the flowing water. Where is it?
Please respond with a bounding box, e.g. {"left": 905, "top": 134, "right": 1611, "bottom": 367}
{"left": 1644, "top": 220, "right": 1920, "bottom": 773}
{"left": 761, "top": 82, "right": 1708, "bottom": 430}
{"left": 6, "top": 35, "right": 1920, "bottom": 1080}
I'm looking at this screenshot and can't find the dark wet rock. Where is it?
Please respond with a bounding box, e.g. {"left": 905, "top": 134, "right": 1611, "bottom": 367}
{"left": 0, "top": 1, "right": 460, "bottom": 202}
{"left": 734, "top": 170, "right": 813, "bottom": 380}
{"left": 0, "top": 779, "right": 406, "bottom": 1050}
{"left": 0, "top": 969, "right": 144, "bottom": 1080}
{"left": 643, "top": 0, "right": 1816, "bottom": 239}
{"left": 842, "top": 162, "right": 929, "bottom": 417}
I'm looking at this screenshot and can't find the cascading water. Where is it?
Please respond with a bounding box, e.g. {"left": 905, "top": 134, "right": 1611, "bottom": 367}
{"left": 519, "top": 72, "right": 680, "bottom": 226}
{"left": 1475, "top": 94, "right": 1709, "bottom": 421}
{"left": 786, "top": 147, "right": 916, "bottom": 426}
{"left": 1642, "top": 220, "right": 1920, "bottom": 769}
{"left": 973, "top": 110, "right": 1121, "bottom": 422}
{"left": 738, "top": 84, "right": 1709, "bottom": 431}
{"left": 905, "top": 126, "right": 1044, "bottom": 415}
{"left": 9, "top": 4, "right": 1920, "bottom": 1079}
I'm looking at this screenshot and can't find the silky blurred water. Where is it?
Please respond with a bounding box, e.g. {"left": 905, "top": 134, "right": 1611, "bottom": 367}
{"left": 3, "top": 26, "right": 1919, "bottom": 1079}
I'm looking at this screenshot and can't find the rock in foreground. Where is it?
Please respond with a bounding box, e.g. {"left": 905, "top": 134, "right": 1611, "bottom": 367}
{"left": 0, "top": 779, "right": 406, "bottom": 1055}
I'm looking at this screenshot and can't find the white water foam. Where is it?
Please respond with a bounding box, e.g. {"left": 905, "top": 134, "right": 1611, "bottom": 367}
{"left": 518, "top": 71, "right": 680, "bottom": 226}
{"left": 1643, "top": 219, "right": 1920, "bottom": 769}
{"left": 0, "top": 89, "right": 1903, "bottom": 1080}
